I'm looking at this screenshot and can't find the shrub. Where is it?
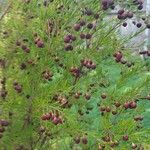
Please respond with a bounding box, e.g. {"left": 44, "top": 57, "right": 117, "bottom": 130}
{"left": 0, "top": 0, "right": 150, "bottom": 149}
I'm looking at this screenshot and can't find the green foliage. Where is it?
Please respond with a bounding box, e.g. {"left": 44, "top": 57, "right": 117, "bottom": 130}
{"left": 0, "top": 0, "right": 150, "bottom": 150}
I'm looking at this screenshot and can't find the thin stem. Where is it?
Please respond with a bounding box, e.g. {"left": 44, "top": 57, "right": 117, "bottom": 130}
{"left": 0, "top": 2, "right": 12, "bottom": 21}
{"left": 135, "top": 97, "right": 150, "bottom": 101}
{"left": 101, "top": 21, "right": 121, "bottom": 41}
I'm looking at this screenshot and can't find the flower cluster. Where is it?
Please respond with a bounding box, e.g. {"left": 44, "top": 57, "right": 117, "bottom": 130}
{"left": 41, "top": 110, "right": 63, "bottom": 125}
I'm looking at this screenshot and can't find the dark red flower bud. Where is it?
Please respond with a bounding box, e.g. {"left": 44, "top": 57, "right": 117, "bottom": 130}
{"left": 37, "top": 40, "right": 44, "bottom": 48}
{"left": 73, "top": 24, "right": 81, "bottom": 31}
{"left": 82, "top": 137, "right": 88, "bottom": 144}
{"left": 122, "top": 135, "right": 129, "bottom": 141}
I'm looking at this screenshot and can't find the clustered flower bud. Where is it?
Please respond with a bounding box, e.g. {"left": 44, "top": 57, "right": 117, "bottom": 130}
{"left": 16, "top": 40, "right": 21, "bottom": 46}
{"left": 122, "top": 22, "right": 127, "bottom": 27}
{"left": 74, "top": 91, "right": 82, "bottom": 99}
{"left": 0, "top": 119, "right": 9, "bottom": 127}
{"left": 64, "top": 34, "right": 76, "bottom": 43}
{"left": 101, "top": 93, "right": 107, "bottom": 99}
{"left": 13, "top": 82, "right": 22, "bottom": 93}
{"left": 64, "top": 44, "right": 73, "bottom": 51}
{"left": 81, "top": 59, "right": 96, "bottom": 69}
{"left": 63, "top": 34, "right": 77, "bottom": 51}
{"left": 123, "top": 101, "right": 137, "bottom": 109}
{"left": 20, "top": 63, "right": 27, "bottom": 70}
{"left": 0, "top": 90, "right": 7, "bottom": 99}
{"left": 102, "top": 135, "right": 111, "bottom": 142}
{"left": 139, "top": 51, "right": 150, "bottom": 57}
{"left": 41, "top": 110, "right": 63, "bottom": 125}
{"left": 132, "top": 143, "right": 137, "bottom": 149}
{"left": 53, "top": 94, "right": 69, "bottom": 107}
{"left": 74, "top": 23, "right": 81, "bottom": 31}
{"left": 70, "top": 66, "right": 81, "bottom": 77}
{"left": 134, "top": 115, "right": 143, "bottom": 121}
{"left": 117, "top": 9, "right": 132, "bottom": 20}
{"left": 122, "top": 135, "right": 129, "bottom": 141}
{"left": 0, "top": 77, "right": 7, "bottom": 99}
{"left": 74, "top": 91, "right": 91, "bottom": 100}
{"left": 84, "top": 92, "right": 91, "bottom": 100}
{"left": 0, "top": 119, "right": 9, "bottom": 139}
{"left": 114, "top": 102, "right": 121, "bottom": 107}
{"left": 98, "top": 144, "right": 106, "bottom": 150}
{"left": 99, "top": 104, "right": 118, "bottom": 115}
{"left": 64, "top": 18, "right": 96, "bottom": 51}
{"left": 133, "top": 0, "right": 143, "bottom": 10}
{"left": 146, "top": 23, "right": 150, "bottom": 29}
{"left": 101, "top": 0, "right": 115, "bottom": 10}
{"left": 113, "top": 51, "right": 123, "bottom": 62}
{"left": 74, "top": 136, "right": 88, "bottom": 145}
{"left": 113, "top": 51, "right": 134, "bottom": 67}
{"left": 34, "top": 37, "right": 44, "bottom": 48}
{"left": 42, "top": 70, "right": 53, "bottom": 80}
{"left": 21, "top": 44, "right": 30, "bottom": 53}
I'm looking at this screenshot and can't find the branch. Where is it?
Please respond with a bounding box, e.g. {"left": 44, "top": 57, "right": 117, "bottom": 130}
{"left": 135, "top": 97, "right": 150, "bottom": 101}
{"left": 0, "top": 2, "right": 12, "bottom": 21}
